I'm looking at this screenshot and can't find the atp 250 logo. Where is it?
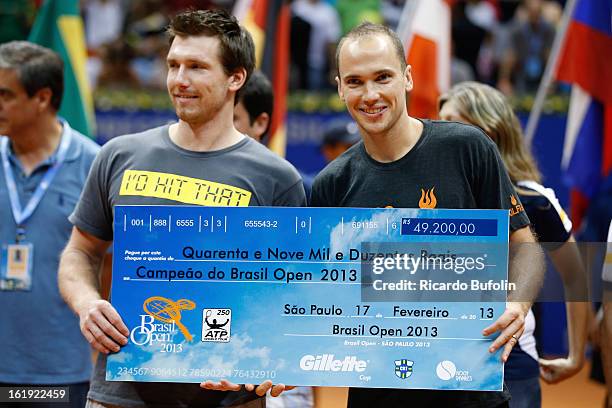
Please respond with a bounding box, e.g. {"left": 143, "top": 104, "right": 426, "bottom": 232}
{"left": 201, "top": 308, "right": 232, "bottom": 342}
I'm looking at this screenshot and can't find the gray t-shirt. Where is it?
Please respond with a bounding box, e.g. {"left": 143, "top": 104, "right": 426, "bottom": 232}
{"left": 70, "top": 125, "right": 306, "bottom": 407}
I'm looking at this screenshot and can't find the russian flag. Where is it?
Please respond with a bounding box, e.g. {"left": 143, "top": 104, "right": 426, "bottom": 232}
{"left": 556, "top": 0, "right": 612, "bottom": 227}
{"left": 397, "top": 0, "right": 451, "bottom": 119}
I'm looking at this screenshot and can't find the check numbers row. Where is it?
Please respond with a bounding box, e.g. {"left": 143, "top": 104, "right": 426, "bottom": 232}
{"left": 126, "top": 215, "right": 404, "bottom": 235}
{"left": 126, "top": 215, "right": 227, "bottom": 232}
{"left": 125, "top": 216, "right": 315, "bottom": 234}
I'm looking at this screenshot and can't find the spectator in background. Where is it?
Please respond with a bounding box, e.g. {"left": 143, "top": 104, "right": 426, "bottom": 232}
{"left": 96, "top": 39, "right": 140, "bottom": 89}
{"left": 234, "top": 71, "right": 274, "bottom": 144}
{"left": 541, "top": 0, "right": 563, "bottom": 26}
{"left": 84, "top": 0, "right": 125, "bottom": 50}
{"left": 451, "top": 1, "right": 487, "bottom": 80}
{"left": 124, "top": 0, "right": 171, "bottom": 88}
{"left": 124, "top": 0, "right": 169, "bottom": 37}
{"left": 321, "top": 120, "right": 361, "bottom": 163}
{"left": 83, "top": 0, "right": 126, "bottom": 89}
{"left": 0, "top": 41, "right": 100, "bottom": 408}
{"left": 490, "top": 0, "right": 520, "bottom": 88}
{"left": 291, "top": 0, "right": 341, "bottom": 90}
{"left": 465, "top": 0, "right": 499, "bottom": 84}
{"left": 305, "top": 120, "right": 362, "bottom": 200}
{"left": 465, "top": 0, "right": 497, "bottom": 32}
{"left": 497, "top": 0, "right": 555, "bottom": 95}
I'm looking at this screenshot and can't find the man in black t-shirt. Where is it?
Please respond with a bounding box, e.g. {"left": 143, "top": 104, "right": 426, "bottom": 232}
{"left": 311, "top": 22, "right": 544, "bottom": 407}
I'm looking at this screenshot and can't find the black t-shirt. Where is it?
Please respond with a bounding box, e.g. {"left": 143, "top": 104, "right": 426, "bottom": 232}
{"left": 312, "top": 120, "right": 529, "bottom": 231}
{"left": 517, "top": 183, "right": 571, "bottom": 248}
{"left": 311, "top": 120, "right": 530, "bottom": 408}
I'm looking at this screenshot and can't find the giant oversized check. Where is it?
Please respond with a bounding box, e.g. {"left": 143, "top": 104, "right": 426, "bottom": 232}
{"left": 108, "top": 206, "right": 510, "bottom": 391}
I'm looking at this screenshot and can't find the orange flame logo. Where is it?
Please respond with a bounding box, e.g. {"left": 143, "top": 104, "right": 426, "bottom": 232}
{"left": 419, "top": 187, "right": 437, "bottom": 209}
{"left": 143, "top": 296, "right": 196, "bottom": 342}
{"left": 510, "top": 195, "right": 518, "bottom": 206}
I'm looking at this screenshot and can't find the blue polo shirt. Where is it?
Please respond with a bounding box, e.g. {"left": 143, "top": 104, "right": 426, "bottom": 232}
{"left": 0, "top": 125, "right": 99, "bottom": 384}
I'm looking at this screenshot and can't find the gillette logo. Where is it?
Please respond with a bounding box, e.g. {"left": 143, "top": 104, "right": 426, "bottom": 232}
{"left": 300, "top": 354, "right": 367, "bottom": 372}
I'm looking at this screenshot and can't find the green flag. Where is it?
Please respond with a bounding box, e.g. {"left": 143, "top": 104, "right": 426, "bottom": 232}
{"left": 28, "top": 0, "right": 93, "bottom": 137}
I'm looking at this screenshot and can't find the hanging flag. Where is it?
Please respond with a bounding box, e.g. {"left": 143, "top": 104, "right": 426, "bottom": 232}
{"left": 28, "top": 0, "right": 94, "bottom": 137}
{"left": 234, "top": 0, "right": 290, "bottom": 157}
{"left": 397, "top": 0, "right": 451, "bottom": 119}
{"left": 556, "top": 0, "right": 612, "bottom": 228}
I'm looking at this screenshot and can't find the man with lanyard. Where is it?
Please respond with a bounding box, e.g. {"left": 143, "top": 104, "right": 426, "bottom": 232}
{"left": 58, "top": 9, "right": 305, "bottom": 408}
{"left": 0, "top": 41, "right": 100, "bottom": 407}
{"left": 311, "top": 22, "right": 544, "bottom": 407}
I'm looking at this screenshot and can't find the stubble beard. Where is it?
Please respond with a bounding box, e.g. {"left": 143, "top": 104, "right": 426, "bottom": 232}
{"left": 176, "top": 107, "right": 202, "bottom": 124}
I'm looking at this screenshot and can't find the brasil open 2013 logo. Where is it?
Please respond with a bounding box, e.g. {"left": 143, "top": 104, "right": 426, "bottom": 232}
{"left": 129, "top": 296, "right": 196, "bottom": 347}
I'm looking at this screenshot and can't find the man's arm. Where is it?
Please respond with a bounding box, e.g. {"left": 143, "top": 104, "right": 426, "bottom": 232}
{"left": 483, "top": 226, "right": 545, "bottom": 361}
{"left": 59, "top": 226, "right": 129, "bottom": 354}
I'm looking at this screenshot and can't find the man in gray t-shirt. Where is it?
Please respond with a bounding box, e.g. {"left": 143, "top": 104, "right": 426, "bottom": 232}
{"left": 59, "top": 9, "right": 305, "bottom": 408}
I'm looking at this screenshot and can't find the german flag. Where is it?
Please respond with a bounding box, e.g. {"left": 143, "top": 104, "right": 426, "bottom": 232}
{"left": 234, "top": 0, "right": 290, "bottom": 157}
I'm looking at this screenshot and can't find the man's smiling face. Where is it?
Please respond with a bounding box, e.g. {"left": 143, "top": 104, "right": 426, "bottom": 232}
{"left": 166, "top": 35, "right": 233, "bottom": 126}
{"left": 336, "top": 33, "right": 413, "bottom": 140}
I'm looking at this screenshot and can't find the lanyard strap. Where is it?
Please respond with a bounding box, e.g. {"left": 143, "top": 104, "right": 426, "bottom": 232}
{"left": 1, "top": 120, "right": 72, "bottom": 226}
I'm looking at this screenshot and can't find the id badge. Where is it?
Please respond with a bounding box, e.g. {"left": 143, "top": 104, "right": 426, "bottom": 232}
{"left": 1, "top": 243, "right": 33, "bottom": 291}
